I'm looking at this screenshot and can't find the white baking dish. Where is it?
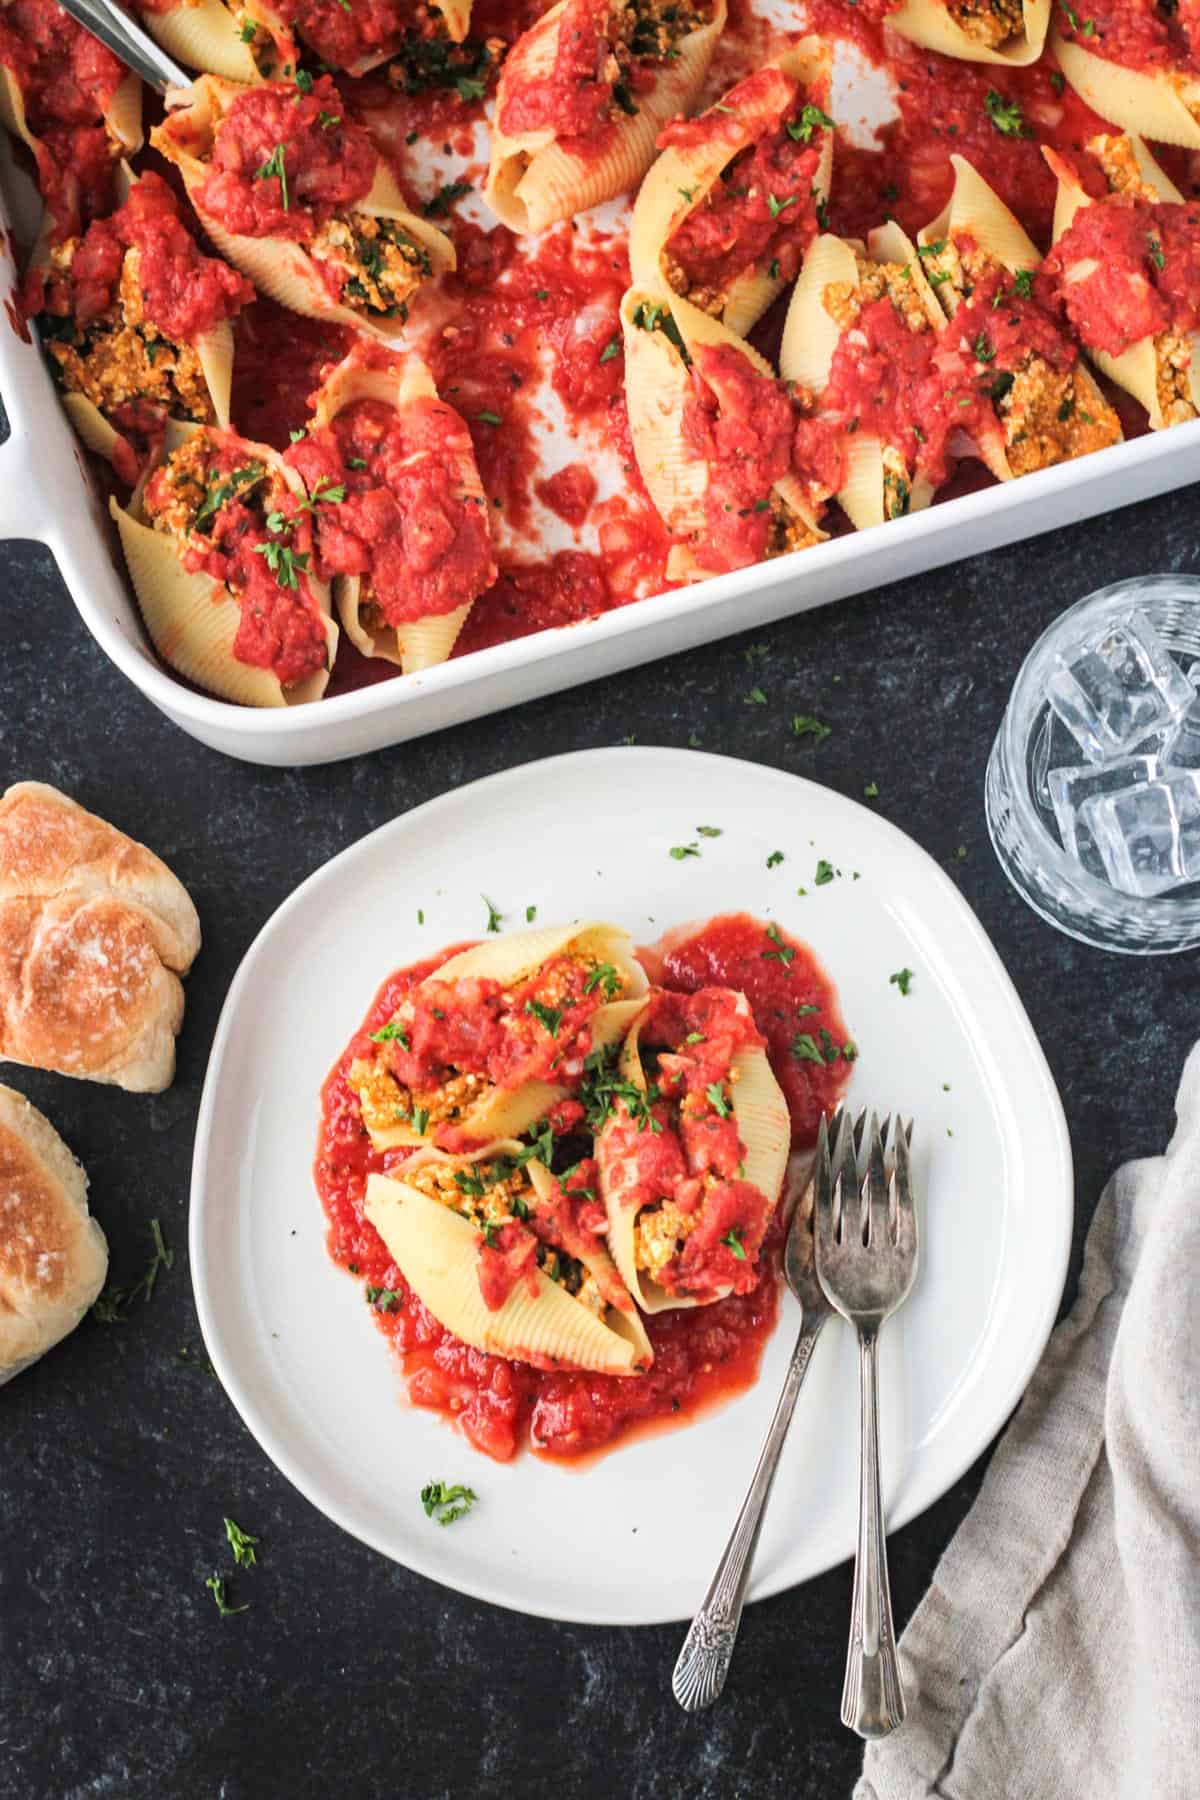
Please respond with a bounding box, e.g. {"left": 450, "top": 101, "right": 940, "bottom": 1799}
{"left": 3, "top": 149, "right": 1199, "bottom": 768}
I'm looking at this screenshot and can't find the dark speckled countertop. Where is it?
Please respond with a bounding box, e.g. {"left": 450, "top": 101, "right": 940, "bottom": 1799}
{"left": 1, "top": 485, "right": 1196, "bottom": 1800}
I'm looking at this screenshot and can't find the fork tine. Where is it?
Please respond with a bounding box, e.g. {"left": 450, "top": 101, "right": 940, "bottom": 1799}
{"left": 812, "top": 1110, "right": 837, "bottom": 1258}
{"left": 864, "top": 1112, "right": 889, "bottom": 1248}
{"left": 891, "top": 1120, "right": 917, "bottom": 1257}
{"left": 833, "top": 1107, "right": 861, "bottom": 1245}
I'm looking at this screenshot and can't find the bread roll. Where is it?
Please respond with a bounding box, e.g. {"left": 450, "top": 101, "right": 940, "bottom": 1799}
{"left": 0, "top": 782, "right": 201, "bottom": 1092}
{"left": 0, "top": 1085, "right": 107, "bottom": 1384}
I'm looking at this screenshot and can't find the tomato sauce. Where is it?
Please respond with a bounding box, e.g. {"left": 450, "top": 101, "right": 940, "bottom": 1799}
{"left": 682, "top": 342, "right": 795, "bottom": 570}
{"left": 286, "top": 394, "right": 497, "bottom": 624}
{"left": 29, "top": 171, "right": 254, "bottom": 341}
{"left": 271, "top": 0, "right": 410, "bottom": 69}
{"left": 313, "top": 917, "right": 850, "bottom": 1462}
{"left": 1037, "top": 196, "right": 1200, "bottom": 354}
{"left": 198, "top": 78, "right": 378, "bottom": 243}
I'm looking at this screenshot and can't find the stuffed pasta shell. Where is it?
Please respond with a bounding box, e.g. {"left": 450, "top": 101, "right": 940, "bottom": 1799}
{"left": 110, "top": 425, "right": 338, "bottom": 707}
{"left": 285, "top": 345, "right": 496, "bottom": 674}
{"left": 1037, "top": 134, "right": 1200, "bottom": 429}
{"left": 887, "top": 0, "right": 1050, "bottom": 65}
{"left": 365, "top": 1139, "right": 652, "bottom": 1375}
{"left": 630, "top": 41, "right": 833, "bottom": 336}
{"left": 25, "top": 167, "right": 254, "bottom": 486}
{"left": 916, "top": 156, "right": 1122, "bottom": 474}
{"left": 0, "top": 0, "right": 141, "bottom": 245}
{"left": 252, "top": 0, "right": 474, "bottom": 73}
{"left": 595, "top": 986, "right": 790, "bottom": 1310}
{"left": 621, "top": 288, "right": 828, "bottom": 583}
{"left": 349, "top": 922, "right": 649, "bottom": 1152}
{"left": 1052, "top": 10, "right": 1200, "bottom": 151}
{"left": 153, "top": 74, "right": 454, "bottom": 340}
{"left": 486, "top": 0, "right": 726, "bottom": 234}
{"left": 132, "top": 0, "right": 297, "bottom": 84}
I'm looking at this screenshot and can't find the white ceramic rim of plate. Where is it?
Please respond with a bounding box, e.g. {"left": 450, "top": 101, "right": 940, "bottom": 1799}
{"left": 190, "top": 747, "right": 1073, "bottom": 1624}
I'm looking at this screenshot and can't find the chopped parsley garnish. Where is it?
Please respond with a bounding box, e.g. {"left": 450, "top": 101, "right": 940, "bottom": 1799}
{"left": 721, "top": 1229, "right": 747, "bottom": 1260}
{"left": 684, "top": 1031, "right": 706, "bottom": 1044}
{"left": 613, "top": 81, "right": 638, "bottom": 115}
{"left": 678, "top": 185, "right": 696, "bottom": 202}
{"left": 205, "top": 1575, "right": 247, "bottom": 1618}
{"left": 195, "top": 462, "right": 264, "bottom": 527}
{"left": 1148, "top": 236, "right": 1166, "bottom": 270}
{"left": 91, "top": 1219, "right": 173, "bottom": 1324}
{"left": 766, "top": 193, "right": 797, "bottom": 218}
{"left": 476, "top": 409, "right": 502, "bottom": 426}
{"left": 346, "top": 455, "right": 368, "bottom": 470}
{"left": 1061, "top": 2, "right": 1095, "bottom": 29}
{"left": 252, "top": 536, "right": 310, "bottom": 590}
{"left": 1011, "top": 268, "right": 1034, "bottom": 298}
{"left": 864, "top": 781, "right": 880, "bottom": 798}
{"left": 973, "top": 333, "right": 995, "bottom": 364}
{"left": 524, "top": 998, "right": 563, "bottom": 1036}
{"left": 424, "top": 180, "right": 472, "bottom": 217}
{"left": 369, "top": 1020, "right": 410, "bottom": 1047}
{"left": 791, "top": 713, "right": 830, "bottom": 743}
{"left": 366, "top": 1286, "right": 402, "bottom": 1312}
{"left": 705, "top": 1082, "right": 731, "bottom": 1117}
{"left": 890, "top": 966, "right": 914, "bottom": 996}
{"left": 791, "top": 1032, "right": 825, "bottom": 1065}
{"left": 482, "top": 894, "right": 503, "bottom": 933}
{"left": 289, "top": 428, "right": 306, "bottom": 443}
{"left": 410, "top": 1105, "right": 430, "bottom": 1135}
{"left": 815, "top": 859, "right": 835, "bottom": 885}
{"left": 599, "top": 335, "right": 622, "bottom": 364}
{"left": 670, "top": 843, "right": 700, "bottom": 860}
{"left": 421, "top": 1480, "right": 478, "bottom": 1526}
{"left": 525, "top": 904, "right": 537, "bottom": 923}
{"left": 584, "top": 963, "right": 621, "bottom": 1000}
{"left": 768, "top": 257, "right": 781, "bottom": 280}
{"left": 1050, "top": 69, "right": 1065, "bottom": 92}
{"left": 918, "top": 240, "right": 946, "bottom": 258}
{"left": 745, "top": 685, "right": 768, "bottom": 705}
{"left": 515, "top": 1117, "right": 556, "bottom": 1168}
{"left": 786, "top": 103, "right": 834, "bottom": 142}
{"left": 239, "top": 19, "right": 257, "bottom": 39}
{"left": 762, "top": 922, "right": 795, "bottom": 968}
{"left": 767, "top": 850, "right": 784, "bottom": 868}
{"left": 816, "top": 198, "right": 830, "bottom": 231}
{"left": 255, "top": 143, "right": 289, "bottom": 211}
{"left": 984, "top": 89, "right": 1028, "bottom": 137}
{"left": 989, "top": 371, "right": 1015, "bottom": 404}
{"left": 293, "top": 68, "right": 314, "bottom": 92}
{"left": 697, "top": 824, "right": 722, "bottom": 837}
{"left": 580, "top": 1043, "right": 661, "bottom": 1134}
{"left": 631, "top": 299, "right": 689, "bottom": 361}
{"left": 224, "top": 1518, "right": 259, "bottom": 1569}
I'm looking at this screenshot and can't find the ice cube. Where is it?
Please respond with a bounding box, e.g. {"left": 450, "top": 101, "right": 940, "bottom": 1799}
{"left": 1030, "top": 710, "right": 1082, "bottom": 811}
{"left": 1047, "top": 756, "right": 1161, "bottom": 879}
{"left": 1047, "top": 610, "right": 1193, "bottom": 763}
{"left": 1161, "top": 686, "right": 1200, "bottom": 772}
{"left": 1081, "top": 769, "right": 1200, "bottom": 898}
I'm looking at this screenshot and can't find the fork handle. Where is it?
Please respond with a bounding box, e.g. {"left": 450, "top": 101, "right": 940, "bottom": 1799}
{"left": 842, "top": 1325, "right": 906, "bottom": 1738}
{"left": 672, "top": 1316, "right": 826, "bottom": 1712}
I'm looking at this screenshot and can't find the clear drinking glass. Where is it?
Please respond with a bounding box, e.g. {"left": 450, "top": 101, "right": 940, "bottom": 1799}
{"left": 986, "top": 575, "right": 1200, "bottom": 954}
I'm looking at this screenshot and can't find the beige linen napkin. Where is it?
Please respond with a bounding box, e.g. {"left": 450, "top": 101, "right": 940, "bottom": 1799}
{"left": 856, "top": 1043, "right": 1200, "bottom": 1800}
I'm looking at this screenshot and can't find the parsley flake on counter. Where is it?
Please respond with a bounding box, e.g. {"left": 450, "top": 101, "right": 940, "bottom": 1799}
{"left": 766, "top": 850, "right": 784, "bottom": 868}
{"left": 417, "top": 908, "right": 425, "bottom": 924}
{"left": 670, "top": 843, "right": 700, "bottom": 860}
{"left": 721, "top": 1229, "right": 747, "bottom": 1260}
{"left": 367, "top": 1286, "right": 402, "bottom": 1312}
{"left": 744, "top": 685, "right": 768, "bottom": 705}
{"left": 482, "top": 894, "right": 503, "bottom": 933}
{"left": 864, "top": 781, "right": 880, "bottom": 798}
{"left": 762, "top": 922, "right": 795, "bottom": 968}
{"left": 92, "top": 1219, "right": 174, "bottom": 1324}
{"left": 696, "top": 824, "right": 722, "bottom": 838}
{"left": 525, "top": 904, "right": 537, "bottom": 923}
{"left": 890, "top": 967, "right": 914, "bottom": 996}
{"left": 224, "top": 1518, "right": 260, "bottom": 1569}
{"left": 791, "top": 714, "right": 830, "bottom": 744}
{"left": 744, "top": 642, "right": 768, "bottom": 666}
{"left": 205, "top": 1574, "right": 247, "bottom": 1618}
{"left": 369, "top": 1020, "right": 410, "bottom": 1046}
{"left": 421, "top": 1480, "right": 478, "bottom": 1525}
{"left": 814, "top": 859, "right": 835, "bottom": 885}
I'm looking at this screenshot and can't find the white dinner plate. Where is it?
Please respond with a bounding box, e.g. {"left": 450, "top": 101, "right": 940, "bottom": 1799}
{"left": 191, "top": 748, "right": 1072, "bottom": 1625}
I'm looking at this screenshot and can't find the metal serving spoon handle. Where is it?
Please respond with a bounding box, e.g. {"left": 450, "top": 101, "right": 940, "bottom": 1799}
{"left": 672, "top": 1313, "right": 827, "bottom": 1712}
{"left": 55, "top": 0, "right": 189, "bottom": 94}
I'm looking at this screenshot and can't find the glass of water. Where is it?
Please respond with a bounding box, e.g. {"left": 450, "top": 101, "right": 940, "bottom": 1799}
{"left": 986, "top": 574, "right": 1200, "bottom": 954}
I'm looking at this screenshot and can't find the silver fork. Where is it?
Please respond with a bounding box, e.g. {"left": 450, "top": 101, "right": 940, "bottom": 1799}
{"left": 671, "top": 1113, "right": 864, "bottom": 1712}
{"left": 814, "top": 1109, "right": 918, "bottom": 1739}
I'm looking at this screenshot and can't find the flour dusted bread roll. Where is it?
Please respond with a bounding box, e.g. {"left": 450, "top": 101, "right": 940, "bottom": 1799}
{"left": 0, "top": 1085, "right": 107, "bottom": 1384}
{"left": 0, "top": 783, "right": 201, "bottom": 1092}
